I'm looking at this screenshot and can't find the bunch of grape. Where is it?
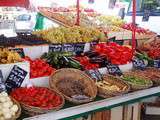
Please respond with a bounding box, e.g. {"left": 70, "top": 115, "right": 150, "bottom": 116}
{"left": 33, "top": 26, "right": 106, "bottom": 44}
{"left": 97, "top": 15, "right": 125, "bottom": 27}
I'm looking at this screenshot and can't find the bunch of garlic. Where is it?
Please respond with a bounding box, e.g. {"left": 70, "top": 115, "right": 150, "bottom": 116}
{"left": 0, "top": 92, "right": 19, "bottom": 120}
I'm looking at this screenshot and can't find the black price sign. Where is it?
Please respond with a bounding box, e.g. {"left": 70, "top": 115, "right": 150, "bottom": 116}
{"left": 49, "top": 44, "right": 62, "bottom": 52}
{"left": 90, "top": 41, "right": 98, "bottom": 48}
{"left": 5, "top": 65, "right": 28, "bottom": 92}
{"left": 106, "top": 64, "right": 123, "bottom": 76}
{"left": 0, "top": 70, "right": 6, "bottom": 92}
{"left": 142, "top": 10, "right": 150, "bottom": 22}
{"left": 85, "top": 69, "right": 102, "bottom": 81}
{"left": 74, "top": 43, "right": 85, "bottom": 54}
{"left": 62, "top": 44, "right": 75, "bottom": 52}
{"left": 133, "top": 58, "right": 146, "bottom": 70}
{"left": 11, "top": 48, "right": 25, "bottom": 58}
{"left": 153, "top": 60, "right": 160, "bottom": 68}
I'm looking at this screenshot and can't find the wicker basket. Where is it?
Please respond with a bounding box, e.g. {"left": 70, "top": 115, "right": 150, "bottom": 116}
{"left": 128, "top": 68, "right": 160, "bottom": 86}
{"left": 96, "top": 75, "right": 130, "bottom": 98}
{"left": 9, "top": 97, "right": 21, "bottom": 120}
{"left": 122, "top": 71, "right": 153, "bottom": 90}
{"left": 49, "top": 68, "right": 97, "bottom": 104}
{"left": 20, "top": 88, "right": 65, "bottom": 116}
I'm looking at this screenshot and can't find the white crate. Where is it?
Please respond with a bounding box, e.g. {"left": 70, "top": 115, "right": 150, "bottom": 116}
{"left": 30, "top": 76, "right": 49, "bottom": 87}
{"left": 0, "top": 61, "right": 30, "bottom": 87}
{"left": 17, "top": 45, "right": 49, "bottom": 59}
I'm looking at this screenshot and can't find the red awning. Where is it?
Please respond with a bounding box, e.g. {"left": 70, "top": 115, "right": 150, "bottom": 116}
{"left": 0, "top": 0, "right": 29, "bottom": 8}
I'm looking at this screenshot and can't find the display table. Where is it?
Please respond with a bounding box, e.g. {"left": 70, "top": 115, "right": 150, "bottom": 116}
{"left": 23, "top": 86, "right": 160, "bottom": 120}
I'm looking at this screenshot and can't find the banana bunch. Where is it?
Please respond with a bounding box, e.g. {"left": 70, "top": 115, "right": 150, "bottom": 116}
{"left": 0, "top": 48, "right": 21, "bottom": 64}
{"left": 33, "top": 26, "right": 106, "bottom": 44}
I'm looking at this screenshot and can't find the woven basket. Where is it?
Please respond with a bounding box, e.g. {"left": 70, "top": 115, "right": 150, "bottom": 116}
{"left": 9, "top": 97, "right": 21, "bottom": 120}
{"left": 49, "top": 68, "right": 97, "bottom": 104}
{"left": 122, "top": 71, "right": 153, "bottom": 90}
{"left": 97, "top": 75, "right": 130, "bottom": 98}
{"left": 132, "top": 68, "right": 160, "bottom": 86}
{"left": 20, "top": 88, "right": 65, "bottom": 116}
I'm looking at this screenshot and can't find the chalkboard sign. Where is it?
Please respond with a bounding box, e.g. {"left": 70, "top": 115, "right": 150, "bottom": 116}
{"left": 49, "top": 44, "right": 62, "bottom": 52}
{"left": 153, "top": 60, "right": 160, "bottom": 68}
{"left": 5, "top": 65, "right": 28, "bottom": 92}
{"left": 132, "top": 58, "right": 146, "bottom": 70}
{"left": 74, "top": 43, "right": 85, "bottom": 55}
{"left": 62, "top": 44, "right": 75, "bottom": 52}
{"left": 85, "top": 69, "right": 102, "bottom": 82}
{"left": 106, "top": 64, "right": 122, "bottom": 76}
{"left": 11, "top": 48, "right": 25, "bottom": 58}
{"left": 0, "top": 70, "right": 6, "bottom": 92}
{"left": 90, "top": 41, "right": 99, "bottom": 48}
{"left": 142, "top": 10, "right": 150, "bottom": 22}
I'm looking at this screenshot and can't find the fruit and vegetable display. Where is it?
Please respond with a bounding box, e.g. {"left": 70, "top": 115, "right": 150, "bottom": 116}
{"left": 97, "top": 15, "right": 125, "bottom": 27}
{"left": 24, "top": 56, "right": 56, "bottom": 78}
{"left": 41, "top": 52, "right": 83, "bottom": 69}
{"left": 122, "top": 75, "right": 150, "bottom": 86}
{"left": 96, "top": 81, "right": 121, "bottom": 91}
{"left": 121, "top": 23, "right": 152, "bottom": 34}
{"left": 122, "top": 72, "right": 153, "bottom": 90}
{"left": 74, "top": 56, "right": 100, "bottom": 70}
{"left": 93, "top": 42, "right": 133, "bottom": 65}
{"left": 0, "top": 48, "right": 21, "bottom": 64}
{"left": 33, "top": 26, "right": 106, "bottom": 44}
{"left": 0, "top": 33, "right": 47, "bottom": 47}
{"left": 0, "top": 6, "right": 160, "bottom": 120}
{"left": 0, "top": 92, "right": 19, "bottom": 120}
{"left": 129, "top": 68, "right": 160, "bottom": 85}
{"left": 11, "top": 87, "right": 64, "bottom": 110}
{"left": 96, "top": 75, "right": 130, "bottom": 98}
{"left": 50, "top": 68, "right": 97, "bottom": 104}
{"left": 139, "top": 38, "right": 160, "bottom": 60}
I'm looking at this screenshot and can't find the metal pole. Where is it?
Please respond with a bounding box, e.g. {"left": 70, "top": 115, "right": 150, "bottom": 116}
{"left": 132, "top": 0, "right": 136, "bottom": 51}
{"left": 76, "top": 0, "right": 80, "bottom": 25}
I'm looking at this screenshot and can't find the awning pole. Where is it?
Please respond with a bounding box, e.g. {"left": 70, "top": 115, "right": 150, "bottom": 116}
{"left": 132, "top": 0, "right": 136, "bottom": 52}
{"left": 76, "top": 0, "right": 80, "bottom": 25}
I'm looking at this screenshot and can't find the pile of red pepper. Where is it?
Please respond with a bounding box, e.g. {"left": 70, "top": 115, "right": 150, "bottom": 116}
{"left": 11, "top": 87, "right": 63, "bottom": 109}
{"left": 74, "top": 56, "right": 99, "bottom": 70}
{"left": 24, "top": 56, "right": 56, "bottom": 78}
{"left": 94, "top": 42, "right": 133, "bottom": 65}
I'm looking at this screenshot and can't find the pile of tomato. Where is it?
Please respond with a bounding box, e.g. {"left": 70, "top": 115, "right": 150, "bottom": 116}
{"left": 24, "top": 56, "right": 56, "bottom": 78}
{"left": 75, "top": 56, "right": 99, "bottom": 70}
{"left": 148, "top": 48, "right": 160, "bottom": 60}
{"left": 94, "top": 42, "right": 133, "bottom": 65}
{"left": 11, "top": 87, "right": 63, "bottom": 109}
{"left": 122, "top": 23, "right": 149, "bottom": 34}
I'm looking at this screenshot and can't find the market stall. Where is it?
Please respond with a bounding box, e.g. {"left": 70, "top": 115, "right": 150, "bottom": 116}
{"left": 0, "top": 0, "right": 160, "bottom": 120}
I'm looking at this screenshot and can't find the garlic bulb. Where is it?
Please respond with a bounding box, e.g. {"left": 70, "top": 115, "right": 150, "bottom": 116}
{"left": 0, "top": 92, "right": 19, "bottom": 120}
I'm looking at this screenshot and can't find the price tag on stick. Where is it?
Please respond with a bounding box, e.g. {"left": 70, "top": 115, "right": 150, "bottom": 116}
{"left": 5, "top": 65, "right": 28, "bottom": 92}
{"left": 106, "top": 64, "right": 123, "bottom": 76}
{"left": 49, "top": 44, "right": 62, "bottom": 52}
{"left": 85, "top": 69, "right": 102, "bottom": 82}
{"left": 74, "top": 43, "right": 85, "bottom": 55}
{"left": 153, "top": 60, "right": 160, "bottom": 68}
{"left": 63, "top": 44, "right": 75, "bottom": 52}
{"left": 132, "top": 58, "right": 146, "bottom": 70}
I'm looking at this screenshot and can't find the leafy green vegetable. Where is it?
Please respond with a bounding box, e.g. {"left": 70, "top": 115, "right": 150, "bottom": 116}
{"left": 123, "top": 75, "right": 150, "bottom": 85}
